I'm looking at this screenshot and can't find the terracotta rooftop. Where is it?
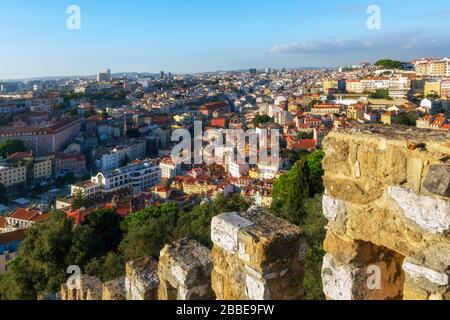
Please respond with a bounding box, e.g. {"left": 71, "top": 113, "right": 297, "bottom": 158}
{"left": 9, "top": 208, "right": 42, "bottom": 222}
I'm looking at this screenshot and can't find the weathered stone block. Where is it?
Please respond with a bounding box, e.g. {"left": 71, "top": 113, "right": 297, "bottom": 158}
{"left": 211, "top": 209, "right": 306, "bottom": 300}
{"left": 61, "top": 275, "right": 102, "bottom": 301}
{"left": 323, "top": 176, "right": 384, "bottom": 205}
{"left": 157, "top": 238, "right": 214, "bottom": 300}
{"left": 389, "top": 186, "right": 450, "bottom": 234}
{"left": 424, "top": 165, "right": 450, "bottom": 197}
{"left": 102, "top": 277, "right": 126, "bottom": 300}
{"left": 322, "top": 252, "right": 405, "bottom": 301}
{"left": 211, "top": 212, "right": 254, "bottom": 254}
{"left": 322, "top": 125, "right": 450, "bottom": 300}
{"left": 125, "top": 257, "right": 159, "bottom": 300}
{"left": 322, "top": 194, "right": 346, "bottom": 222}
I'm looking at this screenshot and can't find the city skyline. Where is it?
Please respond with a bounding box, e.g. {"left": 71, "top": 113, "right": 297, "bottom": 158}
{"left": 1, "top": 0, "right": 450, "bottom": 79}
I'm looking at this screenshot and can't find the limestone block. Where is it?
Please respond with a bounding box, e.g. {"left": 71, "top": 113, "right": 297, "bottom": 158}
{"left": 389, "top": 186, "right": 450, "bottom": 234}
{"left": 322, "top": 125, "right": 450, "bottom": 301}
{"left": 407, "top": 158, "right": 424, "bottom": 193}
{"left": 102, "top": 277, "right": 126, "bottom": 300}
{"left": 211, "top": 212, "right": 254, "bottom": 254}
{"left": 402, "top": 260, "right": 448, "bottom": 287}
{"left": 322, "top": 194, "right": 346, "bottom": 222}
{"left": 157, "top": 238, "right": 214, "bottom": 300}
{"left": 424, "top": 165, "right": 450, "bottom": 197}
{"left": 70, "top": 275, "right": 103, "bottom": 300}
{"left": 211, "top": 210, "right": 306, "bottom": 300}
{"left": 403, "top": 281, "right": 430, "bottom": 300}
{"left": 322, "top": 254, "right": 359, "bottom": 300}
{"left": 322, "top": 253, "right": 405, "bottom": 301}
{"left": 323, "top": 176, "right": 384, "bottom": 205}
{"left": 125, "top": 257, "right": 159, "bottom": 300}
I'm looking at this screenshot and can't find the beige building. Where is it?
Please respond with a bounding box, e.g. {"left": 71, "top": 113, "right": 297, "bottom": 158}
{"left": 441, "top": 79, "right": 450, "bottom": 99}
{"left": 414, "top": 58, "right": 450, "bottom": 77}
{"left": 424, "top": 81, "right": 441, "bottom": 97}
{"left": 0, "top": 117, "right": 82, "bottom": 156}
{"left": 34, "top": 158, "right": 53, "bottom": 182}
{"left": 0, "top": 165, "right": 26, "bottom": 191}
{"left": 347, "top": 105, "right": 365, "bottom": 120}
{"left": 346, "top": 80, "right": 363, "bottom": 94}
{"left": 311, "top": 104, "right": 341, "bottom": 116}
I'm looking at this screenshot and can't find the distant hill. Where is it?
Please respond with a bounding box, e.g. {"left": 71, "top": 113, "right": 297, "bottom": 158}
{"left": 374, "top": 59, "right": 405, "bottom": 70}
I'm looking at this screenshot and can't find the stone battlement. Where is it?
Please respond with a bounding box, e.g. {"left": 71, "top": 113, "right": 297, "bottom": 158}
{"left": 60, "top": 208, "right": 307, "bottom": 300}
{"left": 211, "top": 209, "right": 307, "bottom": 300}
{"left": 321, "top": 126, "right": 450, "bottom": 300}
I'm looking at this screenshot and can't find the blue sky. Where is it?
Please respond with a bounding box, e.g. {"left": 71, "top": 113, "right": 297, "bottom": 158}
{"left": 1, "top": 0, "right": 450, "bottom": 79}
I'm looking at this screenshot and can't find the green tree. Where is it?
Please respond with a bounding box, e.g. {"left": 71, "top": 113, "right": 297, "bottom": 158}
{"left": 301, "top": 195, "right": 327, "bottom": 300}
{"left": 306, "top": 150, "right": 325, "bottom": 196}
{"left": 85, "top": 252, "right": 125, "bottom": 282}
{"left": 374, "top": 59, "right": 404, "bottom": 70}
{"left": 369, "top": 89, "right": 393, "bottom": 100}
{"left": 119, "top": 203, "right": 178, "bottom": 261}
{"left": 120, "top": 217, "right": 171, "bottom": 261}
{"left": 252, "top": 114, "right": 272, "bottom": 126}
{"left": 83, "top": 209, "right": 123, "bottom": 254}
{"left": 126, "top": 128, "right": 141, "bottom": 138}
{"left": 296, "top": 131, "right": 314, "bottom": 140}
{"left": 174, "top": 194, "right": 251, "bottom": 247}
{"left": 272, "top": 158, "right": 310, "bottom": 225}
{"left": 121, "top": 203, "right": 178, "bottom": 232}
{"left": 270, "top": 154, "right": 327, "bottom": 300}
{"left": 394, "top": 112, "right": 418, "bottom": 126}
{"left": 0, "top": 139, "right": 27, "bottom": 158}
{"left": 66, "top": 225, "right": 103, "bottom": 267}
{"left": 71, "top": 189, "right": 88, "bottom": 210}
{"left": 0, "top": 212, "right": 74, "bottom": 299}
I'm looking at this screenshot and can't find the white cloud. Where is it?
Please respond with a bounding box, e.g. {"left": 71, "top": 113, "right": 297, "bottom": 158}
{"left": 270, "top": 34, "right": 421, "bottom": 55}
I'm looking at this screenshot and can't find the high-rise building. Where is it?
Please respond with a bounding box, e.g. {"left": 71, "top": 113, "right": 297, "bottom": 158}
{"left": 97, "top": 69, "right": 112, "bottom": 82}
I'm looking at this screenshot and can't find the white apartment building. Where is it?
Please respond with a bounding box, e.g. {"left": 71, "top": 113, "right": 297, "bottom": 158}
{"left": 228, "top": 162, "right": 250, "bottom": 178}
{"left": 257, "top": 162, "right": 280, "bottom": 180}
{"left": 72, "top": 160, "right": 161, "bottom": 198}
{"left": 159, "top": 158, "right": 182, "bottom": 179}
{"left": 361, "top": 78, "right": 390, "bottom": 93}
{"left": 389, "top": 76, "right": 411, "bottom": 98}
{"left": 346, "top": 80, "right": 363, "bottom": 94}
{"left": 95, "top": 141, "right": 146, "bottom": 172}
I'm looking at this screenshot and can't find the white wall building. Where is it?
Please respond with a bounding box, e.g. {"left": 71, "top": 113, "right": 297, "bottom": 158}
{"left": 228, "top": 162, "right": 250, "bottom": 178}
{"left": 71, "top": 160, "right": 161, "bottom": 197}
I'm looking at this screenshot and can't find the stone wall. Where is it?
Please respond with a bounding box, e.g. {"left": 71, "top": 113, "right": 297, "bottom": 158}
{"left": 60, "top": 275, "right": 103, "bottom": 301}
{"left": 125, "top": 257, "right": 159, "bottom": 300}
{"left": 211, "top": 208, "right": 307, "bottom": 300}
{"left": 158, "top": 238, "right": 214, "bottom": 300}
{"left": 321, "top": 125, "right": 450, "bottom": 300}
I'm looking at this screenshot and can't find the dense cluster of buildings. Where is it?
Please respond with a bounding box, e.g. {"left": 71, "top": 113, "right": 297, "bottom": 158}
{"left": 0, "top": 59, "right": 449, "bottom": 275}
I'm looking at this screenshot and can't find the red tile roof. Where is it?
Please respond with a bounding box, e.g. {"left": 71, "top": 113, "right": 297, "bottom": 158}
{"left": 7, "top": 152, "right": 33, "bottom": 160}
{"left": 9, "top": 208, "right": 42, "bottom": 222}
{"left": 0, "top": 216, "right": 6, "bottom": 229}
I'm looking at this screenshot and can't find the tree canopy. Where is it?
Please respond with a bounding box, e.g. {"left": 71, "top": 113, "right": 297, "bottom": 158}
{"left": 0, "top": 194, "right": 251, "bottom": 299}
{"left": 270, "top": 150, "right": 326, "bottom": 300}
{"left": 394, "top": 111, "right": 418, "bottom": 126}
{"left": 369, "top": 89, "right": 393, "bottom": 100}
{"left": 252, "top": 114, "right": 272, "bottom": 126}
{"left": 0, "top": 139, "right": 27, "bottom": 158}
{"left": 374, "top": 59, "right": 404, "bottom": 70}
